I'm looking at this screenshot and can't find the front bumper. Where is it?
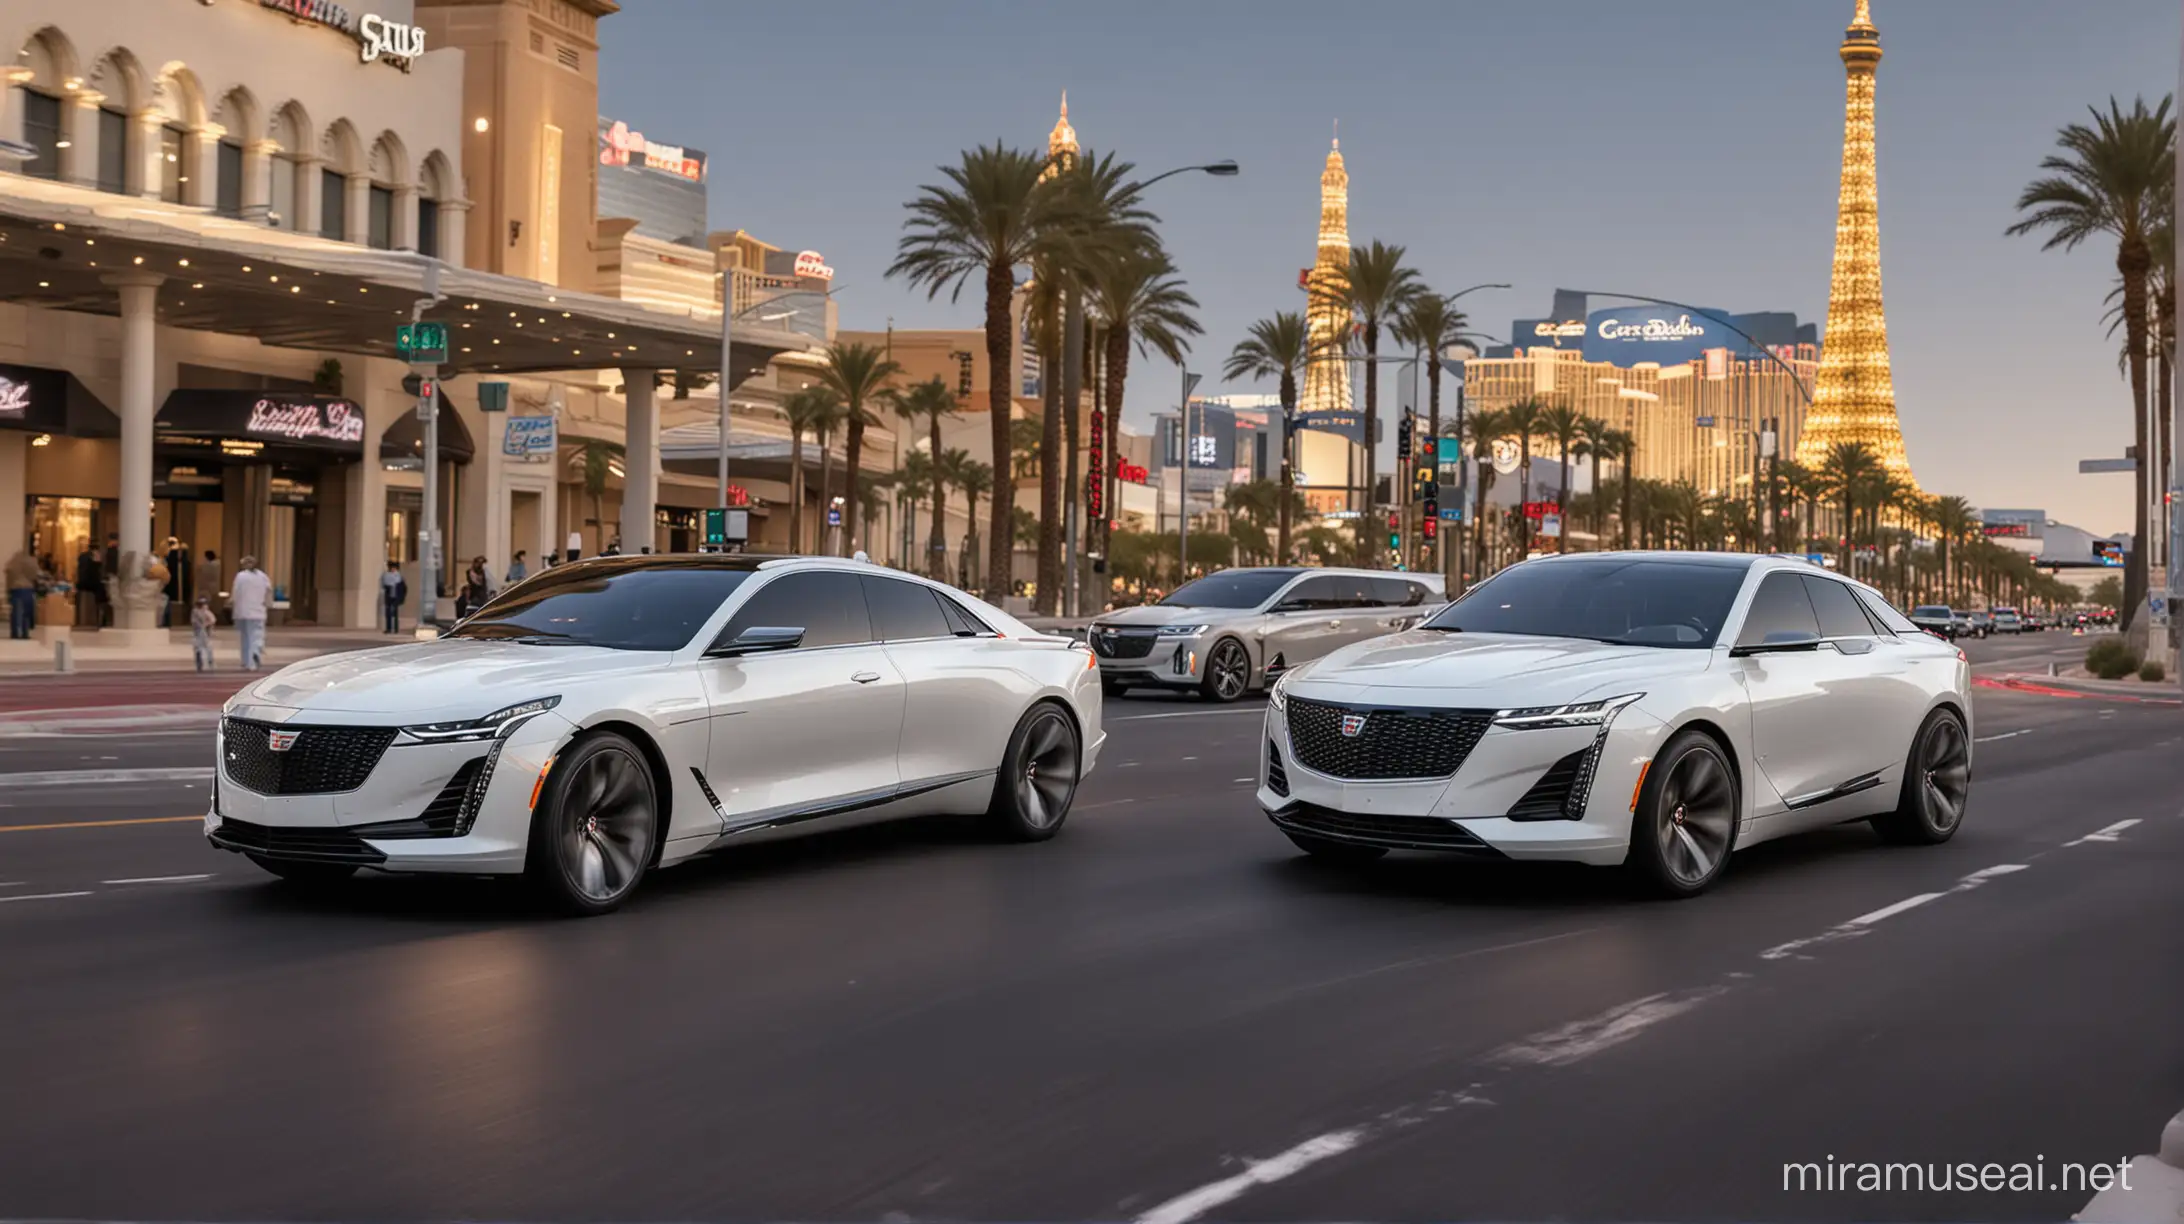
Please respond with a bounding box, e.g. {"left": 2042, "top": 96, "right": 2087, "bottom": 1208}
{"left": 205, "top": 710, "right": 574, "bottom": 874}
{"left": 1257, "top": 699, "right": 1668, "bottom": 866}
{"left": 1093, "top": 633, "right": 1211, "bottom": 689}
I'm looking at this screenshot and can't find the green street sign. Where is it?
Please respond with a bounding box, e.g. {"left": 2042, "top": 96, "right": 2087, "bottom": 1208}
{"left": 397, "top": 322, "right": 449, "bottom": 362}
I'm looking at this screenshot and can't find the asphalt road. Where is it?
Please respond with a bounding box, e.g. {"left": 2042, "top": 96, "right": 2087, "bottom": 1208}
{"left": 0, "top": 631, "right": 2177, "bottom": 1222}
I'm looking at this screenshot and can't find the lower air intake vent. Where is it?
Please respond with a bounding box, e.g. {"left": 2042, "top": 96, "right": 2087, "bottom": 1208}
{"left": 1266, "top": 740, "right": 1289, "bottom": 797}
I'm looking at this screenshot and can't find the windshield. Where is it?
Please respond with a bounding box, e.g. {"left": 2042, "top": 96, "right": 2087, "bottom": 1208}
{"left": 444, "top": 564, "right": 754, "bottom": 651}
{"left": 1913, "top": 606, "right": 1951, "bottom": 617}
{"left": 1422, "top": 557, "right": 1748, "bottom": 648}
{"left": 1160, "top": 569, "right": 1300, "bottom": 610}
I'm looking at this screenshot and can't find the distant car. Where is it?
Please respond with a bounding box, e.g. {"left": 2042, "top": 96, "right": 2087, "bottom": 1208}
{"left": 1910, "top": 605, "right": 1958, "bottom": 639}
{"left": 1089, "top": 567, "right": 1446, "bottom": 702}
{"left": 1259, "top": 553, "right": 1974, "bottom": 897}
{"left": 1991, "top": 607, "right": 2023, "bottom": 634}
{"left": 1965, "top": 611, "right": 1993, "bottom": 639}
{"left": 1950, "top": 611, "right": 1974, "bottom": 637}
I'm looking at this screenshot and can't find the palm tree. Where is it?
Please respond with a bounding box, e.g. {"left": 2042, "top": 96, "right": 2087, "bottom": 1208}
{"left": 1024, "top": 264, "right": 1068, "bottom": 611}
{"left": 815, "top": 340, "right": 902, "bottom": 557}
{"left": 569, "top": 439, "right": 625, "bottom": 555}
{"left": 1929, "top": 494, "right": 1977, "bottom": 603}
{"left": 1822, "top": 441, "right": 1882, "bottom": 574}
{"left": 1462, "top": 408, "right": 1511, "bottom": 578}
{"left": 1090, "top": 245, "right": 1201, "bottom": 561}
{"left": 1321, "top": 240, "right": 1423, "bottom": 564}
{"left": 800, "top": 386, "right": 848, "bottom": 554}
{"left": 2007, "top": 95, "right": 2175, "bottom": 626}
{"left": 890, "top": 143, "right": 1083, "bottom": 600}
{"left": 1394, "top": 294, "right": 1468, "bottom": 568}
{"left": 1498, "top": 398, "right": 1547, "bottom": 555}
{"left": 1539, "top": 403, "right": 1585, "bottom": 549}
{"left": 950, "top": 454, "right": 994, "bottom": 591}
{"left": 782, "top": 386, "right": 838, "bottom": 554}
{"left": 1572, "top": 417, "right": 1613, "bottom": 547}
{"left": 1223, "top": 311, "right": 1313, "bottom": 564}
{"left": 887, "top": 376, "right": 959, "bottom": 577}
{"left": 897, "top": 448, "right": 937, "bottom": 567}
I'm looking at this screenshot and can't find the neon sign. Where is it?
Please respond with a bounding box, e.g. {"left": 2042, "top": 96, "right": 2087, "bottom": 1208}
{"left": 598, "top": 120, "right": 705, "bottom": 182}
{"left": 792, "top": 251, "right": 834, "bottom": 281}
{"left": 246, "top": 398, "right": 364, "bottom": 443}
{"left": 0, "top": 375, "right": 28, "bottom": 418}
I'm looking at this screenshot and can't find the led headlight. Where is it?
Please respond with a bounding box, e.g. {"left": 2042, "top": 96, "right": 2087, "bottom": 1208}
{"left": 1157, "top": 624, "right": 1209, "bottom": 637}
{"left": 1269, "top": 670, "right": 1294, "bottom": 712}
{"left": 401, "top": 695, "right": 562, "bottom": 743}
{"left": 1492, "top": 693, "right": 1643, "bottom": 730}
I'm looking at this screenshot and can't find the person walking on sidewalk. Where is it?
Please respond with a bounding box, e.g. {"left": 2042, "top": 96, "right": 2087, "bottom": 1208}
{"left": 230, "top": 556, "right": 271, "bottom": 670}
{"left": 190, "top": 594, "right": 217, "bottom": 671}
{"left": 4, "top": 548, "right": 36, "bottom": 640}
{"left": 380, "top": 560, "right": 406, "bottom": 634}
{"left": 506, "top": 550, "right": 529, "bottom": 585}
{"left": 195, "top": 549, "right": 222, "bottom": 620}
{"left": 74, "top": 543, "right": 103, "bottom": 628}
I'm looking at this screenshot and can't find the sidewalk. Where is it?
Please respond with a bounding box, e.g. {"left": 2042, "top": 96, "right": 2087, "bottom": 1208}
{"left": 0, "top": 624, "right": 403, "bottom": 675}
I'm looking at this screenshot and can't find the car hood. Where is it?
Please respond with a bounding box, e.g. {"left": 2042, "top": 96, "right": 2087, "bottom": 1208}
{"left": 1293, "top": 631, "right": 1713, "bottom": 700}
{"left": 1094, "top": 604, "right": 1256, "bottom": 628}
{"left": 232, "top": 639, "right": 670, "bottom": 718}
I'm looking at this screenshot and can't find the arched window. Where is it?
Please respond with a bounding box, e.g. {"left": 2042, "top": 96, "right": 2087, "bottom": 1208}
{"left": 269, "top": 102, "right": 311, "bottom": 229}
{"left": 366, "top": 134, "right": 403, "bottom": 250}
{"left": 13, "top": 28, "right": 74, "bottom": 181}
{"left": 158, "top": 122, "right": 185, "bottom": 203}
{"left": 417, "top": 151, "right": 452, "bottom": 259}
{"left": 318, "top": 122, "right": 361, "bottom": 241}
{"left": 211, "top": 88, "right": 258, "bottom": 219}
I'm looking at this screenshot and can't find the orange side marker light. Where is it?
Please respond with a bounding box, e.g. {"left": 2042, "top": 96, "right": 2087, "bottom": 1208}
{"left": 1629, "top": 760, "right": 1651, "bottom": 812}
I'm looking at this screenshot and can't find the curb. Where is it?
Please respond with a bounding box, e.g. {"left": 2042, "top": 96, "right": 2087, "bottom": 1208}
{"left": 0, "top": 705, "right": 222, "bottom": 737}
{"left": 2076, "top": 1107, "right": 2184, "bottom": 1222}
{"left": 1978, "top": 676, "right": 2183, "bottom": 706}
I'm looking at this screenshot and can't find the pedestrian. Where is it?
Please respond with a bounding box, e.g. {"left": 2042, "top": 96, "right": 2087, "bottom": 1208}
{"left": 4, "top": 547, "right": 36, "bottom": 640}
{"left": 100, "top": 533, "right": 118, "bottom": 626}
{"left": 380, "top": 560, "right": 407, "bottom": 633}
{"left": 462, "top": 557, "right": 490, "bottom": 616}
{"left": 160, "top": 536, "right": 184, "bottom": 628}
{"left": 74, "top": 541, "right": 103, "bottom": 627}
{"left": 190, "top": 594, "right": 217, "bottom": 671}
{"left": 230, "top": 555, "right": 271, "bottom": 670}
{"left": 544, "top": 551, "right": 559, "bottom": 569}
{"left": 506, "top": 550, "right": 529, "bottom": 584}
{"left": 195, "top": 549, "right": 221, "bottom": 621}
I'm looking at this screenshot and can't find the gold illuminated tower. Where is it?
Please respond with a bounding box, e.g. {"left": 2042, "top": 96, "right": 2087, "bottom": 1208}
{"left": 1798, "top": 0, "right": 1916, "bottom": 485}
{"left": 1300, "top": 133, "right": 1354, "bottom": 421}
{"left": 1043, "top": 91, "right": 1078, "bottom": 178}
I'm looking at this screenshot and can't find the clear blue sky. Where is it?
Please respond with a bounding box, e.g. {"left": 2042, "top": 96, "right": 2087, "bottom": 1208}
{"left": 598, "top": 0, "right": 2179, "bottom": 534}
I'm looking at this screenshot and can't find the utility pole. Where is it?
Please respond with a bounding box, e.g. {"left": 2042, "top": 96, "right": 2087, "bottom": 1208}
{"left": 1176, "top": 366, "right": 1200, "bottom": 586}
{"left": 404, "top": 261, "right": 445, "bottom": 636}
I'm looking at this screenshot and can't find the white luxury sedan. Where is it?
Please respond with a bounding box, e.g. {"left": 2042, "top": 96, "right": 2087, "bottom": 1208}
{"left": 1259, "top": 553, "right": 1972, "bottom": 896}
{"left": 207, "top": 555, "right": 1104, "bottom": 914}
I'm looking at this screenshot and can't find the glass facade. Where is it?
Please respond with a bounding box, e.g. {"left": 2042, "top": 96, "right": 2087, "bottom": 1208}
{"left": 595, "top": 117, "right": 708, "bottom": 245}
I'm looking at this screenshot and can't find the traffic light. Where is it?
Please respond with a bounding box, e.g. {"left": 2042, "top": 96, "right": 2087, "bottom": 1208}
{"left": 1397, "top": 411, "right": 1414, "bottom": 461}
{"left": 400, "top": 373, "right": 436, "bottom": 400}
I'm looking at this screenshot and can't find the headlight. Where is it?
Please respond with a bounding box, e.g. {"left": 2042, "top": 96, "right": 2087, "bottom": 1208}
{"left": 401, "top": 695, "right": 562, "bottom": 743}
{"left": 1269, "top": 670, "right": 1294, "bottom": 711}
{"left": 1157, "top": 624, "right": 1208, "bottom": 637}
{"left": 1492, "top": 693, "right": 1643, "bottom": 730}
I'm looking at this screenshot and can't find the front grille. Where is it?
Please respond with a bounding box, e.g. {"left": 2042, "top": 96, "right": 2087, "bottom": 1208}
{"left": 1285, "top": 698, "right": 1493, "bottom": 781}
{"left": 1268, "top": 803, "right": 1502, "bottom": 856}
{"left": 208, "top": 818, "right": 387, "bottom": 865}
{"left": 1266, "top": 739, "right": 1289, "bottom": 797}
{"left": 221, "top": 718, "right": 396, "bottom": 795}
{"left": 1090, "top": 629, "right": 1157, "bottom": 660}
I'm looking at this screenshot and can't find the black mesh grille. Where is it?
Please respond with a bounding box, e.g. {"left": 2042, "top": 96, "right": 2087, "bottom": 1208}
{"left": 350, "top": 755, "right": 491, "bottom": 840}
{"left": 1090, "top": 629, "right": 1158, "bottom": 660}
{"left": 209, "top": 818, "right": 387, "bottom": 865}
{"left": 1266, "top": 740, "right": 1289, "bottom": 797}
{"left": 221, "top": 718, "right": 396, "bottom": 795}
{"left": 1285, "top": 699, "right": 1493, "bottom": 781}
{"left": 1268, "top": 803, "right": 1502, "bottom": 856}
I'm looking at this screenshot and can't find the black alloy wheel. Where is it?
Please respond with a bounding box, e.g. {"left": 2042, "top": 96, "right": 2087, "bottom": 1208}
{"left": 986, "top": 704, "right": 1081, "bottom": 841}
{"left": 1628, "top": 730, "right": 1740, "bottom": 898}
{"left": 526, "top": 731, "right": 659, "bottom": 915}
{"left": 1199, "top": 638, "right": 1251, "bottom": 703}
{"left": 1873, "top": 708, "right": 1970, "bottom": 845}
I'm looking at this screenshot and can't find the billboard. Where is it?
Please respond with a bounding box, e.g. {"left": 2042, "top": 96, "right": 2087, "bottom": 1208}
{"left": 1582, "top": 305, "right": 1731, "bottom": 367}
{"left": 1979, "top": 508, "right": 2045, "bottom": 540}
{"left": 597, "top": 117, "right": 708, "bottom": 246}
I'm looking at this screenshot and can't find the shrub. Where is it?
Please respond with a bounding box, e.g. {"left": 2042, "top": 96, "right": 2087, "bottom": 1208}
{"left": 2140, "top": 660, "right": 2167, "bottom": 683}
{"left": 2085, "top": 638, "right": 2134, "bottom": 677}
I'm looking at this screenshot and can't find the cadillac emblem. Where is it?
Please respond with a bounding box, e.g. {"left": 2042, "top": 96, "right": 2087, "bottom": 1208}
{"left": 1339, "top": 713, "right": 1367, "bottom": 738}
{"left": 267, "top": 729, "right": 301, "bottom": 753}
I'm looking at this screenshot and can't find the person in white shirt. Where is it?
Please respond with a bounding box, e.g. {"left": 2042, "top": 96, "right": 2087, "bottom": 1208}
{"left": 229, "top": 557, "right": 272, "bottom": 670}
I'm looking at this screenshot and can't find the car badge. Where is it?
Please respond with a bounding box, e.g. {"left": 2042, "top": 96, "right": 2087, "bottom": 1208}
{"left": 267, "top": 729, "right": 301, "bottom": 753}
{"left": 1340, "top": 713, "right": 1368, "bottom": 737}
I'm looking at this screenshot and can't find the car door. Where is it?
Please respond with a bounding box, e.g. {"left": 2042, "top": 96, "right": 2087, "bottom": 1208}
{"left": 865, "top": 574, "right": 1016, "bottom": 796}
{"left": 698, "top": 570, "right": 906, "bottom": 827}
{"left": 1794, "top": 574, "right": 1913, "bottom": 817}
{"left": 1369, "top": 577, "right": 1435, "bottom": 633}
{"left": 1323, "top": 572, "right": 1397, "bottom": 646}
{"left": 1258, "top": 574, "right": 1348, "bottom": 673}
{"left": 1731, "top": 571, "right": 1869, "bottom": 816}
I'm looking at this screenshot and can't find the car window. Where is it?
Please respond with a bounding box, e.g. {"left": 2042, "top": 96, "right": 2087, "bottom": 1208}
{"left": 863, "top": 575, "right": 951, "bottom": 642}
{"left": 1870, "top": 597, "right": 1926, "bottom": 634}
{"left": 936, "top": 594, "right": 993, "bottom": 636}
{"left": 1735, "top": 573, "right": 1821, "bottom": 647}
{"left": 446, "top": 564, "right": 754, "bottom": 651}
{"left": 1323, "top": 573, "right": 1379, "bottom": 609}
{"left": 1278, "top": 575, "right": 1345, "bottom": 611}
{"left": 1368, "top": 577, "right": 1427, "bottom": 607}
{"left": 1161, "top": 569, "right": 1299, "bottom": 609}
{"left": 718, "top": 571, "right": 873, "bottom": 650}
{"left": 1802, "top": 576, "right": 1877, "bottom": 639}
{"left": 1424, "top": 557, "right": 1749, "bottom": 648}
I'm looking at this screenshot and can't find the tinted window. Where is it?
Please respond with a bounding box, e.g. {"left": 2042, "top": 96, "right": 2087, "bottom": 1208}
{"left": 97, "top": 107, "right": 127, "bottom": 194}
{"left": 1162, "top": 569, "right": 1300, "bottom": 609}
{"left": 1735, "top": 573, "right": 1822, "bottom": 647}
{"left": 216, "top": 140, "right": 244, "bottom": 217}
{"left": 721, "top": 572, "right": 873, "bottom": 649}
{"left": 1278, "top": 575, "right": 1346, "bottom": 611}
{"left": 1804, "top": 577, "right": 1877, "bottom": 639}
{"left": 1321, "top": 572, "right": 1378, "bottom": 609}
{"left": 1424, "top": 558, "right": 1749, "bottom": 648}
{"left": 864, "top": 575, "right": 950, "bottom": 641}
{"left": 1867, "top": 594, "right": 1925, "bottom": 635}
{"left": 938, "top": 595, "right": 993, "bottom": 636}
{"left": 1912, "top": 606, "right": 1951, "bottom": 618}
{"left": 445, "top": 564, "right": 753, "bottom": 651}
{"left": 1369, "top": 577, "right": 1426, "bottom": 607}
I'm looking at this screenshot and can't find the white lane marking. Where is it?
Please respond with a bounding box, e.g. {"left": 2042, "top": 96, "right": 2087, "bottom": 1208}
{"left": 1181, "top": 756, "right": 1198, "bottom": 762}
{"left": 0, "top": 766, "right": 213, "bottom": 787}
{"left": 1111, "top": 707, "right": 1266, "bottom": 722}
{"left": 1846, "top": 892, "right": 1946, "bottom": 927}
{"left": 1133, "top": 1130, "right": 1365, "bottom": 1224}
{"left": 101, "top": 874, "right": 213, "bottom": 885}
{"left": 1491, "top": 985, "right": 1731, "bottom": 1069}
{"left": 2066, "top": 818, "right": 2141, "bottom": 846}
{"left": 1232, "top": 777, "right": 1253, "bottom": 784}
{"left": 1974, "top": 728, "right": 2032, "bottom": 743}
{"left": 0, "top": 891, "right": 94, "bottom": 905}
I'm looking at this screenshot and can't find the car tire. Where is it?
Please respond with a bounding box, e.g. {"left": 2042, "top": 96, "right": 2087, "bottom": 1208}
{"left": 1282, "top": 831, "right": 1388, "bottom": 863}
{"left": 1626, "top": 730, "right": 1740, "bottom": 898}
{"left": 1101, "top": 677, "right": 1131, "bottom": 699}
{"left": 247, "top": 856, "right": 357, "bottom": 885}
{"left": 985, "top": 703, "right": 1081, "bottom": 842}
{"left": 524, "top": 730, "right": 659, "bottom": 916}
{"left": 1872, "top": 708, "right": 1970, "bottom": 846}
{"left": 1198, "top": 637, "right": 1251, "bottom": 703}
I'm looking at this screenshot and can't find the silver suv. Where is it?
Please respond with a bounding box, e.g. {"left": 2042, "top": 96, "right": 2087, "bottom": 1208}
{"left": 1090, "top": 567, "right": 1447, "bottom": 702}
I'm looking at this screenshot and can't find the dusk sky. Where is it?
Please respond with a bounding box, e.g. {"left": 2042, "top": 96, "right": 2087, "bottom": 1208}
{"left": 598, "top": 0, "right": 2179, "bottom": 535}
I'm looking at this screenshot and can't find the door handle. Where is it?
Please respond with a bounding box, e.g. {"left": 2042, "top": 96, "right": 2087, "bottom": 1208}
{"left": 851, "top": 671, "right": 883, "bottom": 684}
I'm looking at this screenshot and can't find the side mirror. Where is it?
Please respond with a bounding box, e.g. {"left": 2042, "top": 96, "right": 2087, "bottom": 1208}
{"left": 1729, "top": 629, "right": 1822, "bottom": 657}
{"left": 707, "top": 625, "right": 804, "bottom": 657}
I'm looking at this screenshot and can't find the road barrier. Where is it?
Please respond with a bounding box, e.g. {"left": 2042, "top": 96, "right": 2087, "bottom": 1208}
{"left": 2075, "top": 1107, "right": 2184, "bottom": 1222}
